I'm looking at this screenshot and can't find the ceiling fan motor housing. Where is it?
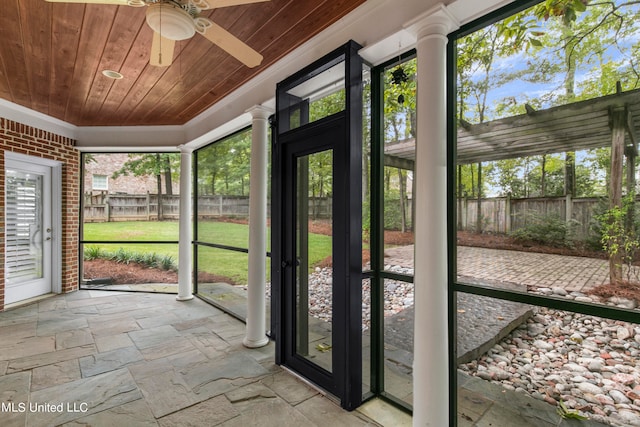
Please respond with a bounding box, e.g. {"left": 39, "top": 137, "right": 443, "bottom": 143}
{"left": 146, "top": 2, "right": 196, "bottom": 41}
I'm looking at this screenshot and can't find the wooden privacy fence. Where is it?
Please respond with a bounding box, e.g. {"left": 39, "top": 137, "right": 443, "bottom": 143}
{"left": 84, "top": 193, "right": 332, "bottom": 222}
{"left": 84, "top": 193, "right": 181, "bottom": 222}
{"left": 457, "top": 195, "right": 602, "bottom": 240}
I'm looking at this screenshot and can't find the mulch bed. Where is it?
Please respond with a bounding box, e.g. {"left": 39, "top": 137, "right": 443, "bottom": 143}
{"left": 83, "top": 258, "right": 234, "bottom": 285}
{"left": 456, "top": 230, "right": 607, "bottom": 259}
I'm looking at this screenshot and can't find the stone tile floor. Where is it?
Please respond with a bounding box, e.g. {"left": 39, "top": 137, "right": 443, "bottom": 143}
{"left": 0, "top": 289, "right": 614, "bottom": 426}
{"left": 0, "top": 290, "right": 403, "bottom": 427}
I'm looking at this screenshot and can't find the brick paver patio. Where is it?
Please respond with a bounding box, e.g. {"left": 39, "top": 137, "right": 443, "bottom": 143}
{"left": 458, "top": 246, "right": 611, "bottom": 293}
{"left": 385, "top": 245, "right": 613, "bottom": 293}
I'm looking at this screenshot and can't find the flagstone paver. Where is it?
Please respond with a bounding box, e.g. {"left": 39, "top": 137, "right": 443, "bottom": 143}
{"left": 6, "top": 344, "right": 97, "bottom": 373}
{"left": 79, "top": 346, "right": 144, "bottom": 377}
{"left": 0, "top": 336, "right": 56, "bottom": 361}
{"left": 157, "top": 395, "right": 239, "bottom": 427}
{"left": 0, "top": 371, "right": 31, "bottom": 427}
{"left": 94, "top": 332, "right": 135, "bottom": 353}
{"left": 128, "top": 324, "right": 182, "bottom": 350}
{"left": 63, "top": 398, "right": 157, "bottom": 427}
{"left": 31, "top": 359, "right": 81, "bottom": 391}
{"left": 55, "top": 328, "right": 94, "bottom": 350}
{"left": 27, "top": 368, "right": 141, "bottom": 426}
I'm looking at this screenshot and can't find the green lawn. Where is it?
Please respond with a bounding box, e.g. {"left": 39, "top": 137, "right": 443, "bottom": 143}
{"left": 83, "top": 220, "right": 332, "bottom": 285}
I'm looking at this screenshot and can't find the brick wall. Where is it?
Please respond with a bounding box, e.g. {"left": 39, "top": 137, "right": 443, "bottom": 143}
{"left": 0, "top": 117, "right": 80, "bottom": 311}
{"left": 84, "top": 153, "right": 180, "bottom": 195}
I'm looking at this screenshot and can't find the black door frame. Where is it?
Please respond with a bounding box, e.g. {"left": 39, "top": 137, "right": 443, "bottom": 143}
{"left": 271, "top": 40, "right": 363, "bottom": 410}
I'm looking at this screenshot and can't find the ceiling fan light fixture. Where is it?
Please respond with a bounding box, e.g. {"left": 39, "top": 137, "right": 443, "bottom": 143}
{"left": 146, "top": 3, "right": 195, "bottom": 41}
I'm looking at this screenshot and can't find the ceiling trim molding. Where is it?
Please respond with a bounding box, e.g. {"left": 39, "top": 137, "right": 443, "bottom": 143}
{"left": 75, "top": 125, "right": 186, "bottom": 150}
{"left": 0, "top": 0, "right": 514, "bottom": 151}
{"left": 0, "top": 99, "right": 77, "bottom": 139}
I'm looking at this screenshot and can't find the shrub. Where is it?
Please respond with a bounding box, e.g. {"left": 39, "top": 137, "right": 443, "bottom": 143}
{"left": 84, "top": 248, "right": 176, "bottom": 271}
{"left": 159, "top": 255, "right": 177, "bottom": 271}
{"left": 510, "top": 212, "right": 577, "bottom": 247}
{"left": 383, "top": 189, "right": 412, "bottom": 231}
{"left": 111, "top": 248, "right": 135, "bottom": 264}
{"left": 83, "top": 245, "right": 103, "bottom": 260}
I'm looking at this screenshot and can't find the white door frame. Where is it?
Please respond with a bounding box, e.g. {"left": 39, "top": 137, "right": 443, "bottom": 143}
{"left": 5, "top": 151, "right": 63, "bottom": 297}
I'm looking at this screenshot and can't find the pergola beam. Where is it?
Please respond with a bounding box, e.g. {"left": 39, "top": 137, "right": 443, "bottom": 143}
{"left": 383, "top": 154, "right": 414, "bottom": 170}
{"left": 384, "top": 88, "right": 640, "bottom": 165}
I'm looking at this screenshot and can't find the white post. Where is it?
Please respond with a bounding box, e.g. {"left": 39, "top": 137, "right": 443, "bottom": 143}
{"left": 243, "top": 105, "right": 272, "bottom": 348}
{"left": 177, "top": 145, "right": 194, "bottom": 301}
{"left": 406, "top": 5, "right": 458, "bottom": 426}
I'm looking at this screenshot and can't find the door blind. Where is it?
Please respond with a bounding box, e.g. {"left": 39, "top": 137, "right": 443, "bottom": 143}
{"left": 5, "top": 171, "right": 42, "bottom": 284}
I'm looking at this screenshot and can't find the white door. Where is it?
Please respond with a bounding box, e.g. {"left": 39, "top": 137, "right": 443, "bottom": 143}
{"left": 5, "top": 159, "right": 53, "bottom": 304}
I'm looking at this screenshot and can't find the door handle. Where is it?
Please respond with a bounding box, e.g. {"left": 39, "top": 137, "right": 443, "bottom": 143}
{"left": 281, "top": 260, "right": 291, "bottom": 268}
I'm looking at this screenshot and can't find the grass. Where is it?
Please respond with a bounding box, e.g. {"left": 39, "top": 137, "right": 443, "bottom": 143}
{"left": 83, "top": 220, "right": 332, "bottom": 285}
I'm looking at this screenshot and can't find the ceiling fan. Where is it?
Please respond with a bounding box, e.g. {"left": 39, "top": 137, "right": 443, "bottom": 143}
{"left": 45, "top": 0, "right": 269, "bottom": 68}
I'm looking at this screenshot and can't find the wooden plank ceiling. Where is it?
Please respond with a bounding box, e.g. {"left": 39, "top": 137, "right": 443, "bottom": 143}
{"left": 0, "top": 0, "right": 366, "bottom": 126}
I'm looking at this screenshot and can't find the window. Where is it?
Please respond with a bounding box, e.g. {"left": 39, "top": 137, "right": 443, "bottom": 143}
{"left": 92, "top": 174, "right": 108, "bottom": 190}
{"left": 451, "top": 0, "right": 640, "bottom": 424}
{"left": 80, "top": 152, "right": 180, "bottom": 291}
{"left": 193, "top": 128, "right": 261, "bottom": 306}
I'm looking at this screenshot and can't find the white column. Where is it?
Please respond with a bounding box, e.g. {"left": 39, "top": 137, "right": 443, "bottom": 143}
{"left": 177, "top": 145, "right": 194, "bottom": 301}
{"left": 243, "top": 105, "right": 272, "bottom": 348}
{"left": 405, "top": 5, "right": 458, "bottom": 426}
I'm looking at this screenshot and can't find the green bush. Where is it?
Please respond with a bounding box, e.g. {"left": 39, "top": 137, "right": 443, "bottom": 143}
{"left": 111, "top": 248, "right": 136, "bottom": 264}
{"left": 384, "top": 190, "right": 412, "bottom": 231}
{"left": 83, "top": 248, "right": 177, "bottom": 271}
{"left": 510, "top": 213, "right": 577, "bottom": 247}
{"left": 159, "top": 255, "right": 176, "bottom": 271}
{"left": 83, "top": 245, "right": 103, "bottom": 260}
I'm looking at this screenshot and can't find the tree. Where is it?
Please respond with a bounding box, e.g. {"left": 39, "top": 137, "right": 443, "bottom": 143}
{"left": 112, "top": 153, "right": 180, "bottom": 220}
{"left": 486, "top": 158, "right": 525, "bottom": 197}
{"left": 196, "top": 129, "right": 253, "bottom": 197}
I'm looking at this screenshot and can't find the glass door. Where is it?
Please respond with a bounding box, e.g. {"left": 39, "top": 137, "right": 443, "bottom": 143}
{"left": 5, "top": 159, "right": 53, "bottom": 304}
{"left": 295, "top": 149, "right": 334, "bottom": 373}
{"left": 282, "top": 133, "right": 339, "bottom": 393}
{"left": 272, "top": 41, "right": 364, "bottom": 410}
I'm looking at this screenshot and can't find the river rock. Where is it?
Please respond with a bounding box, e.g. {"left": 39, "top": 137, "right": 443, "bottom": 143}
{"left": 578, "top": 382, "right": 603, "bottom": 395}
{"left": 610, "top": 389, "right": 632, "bottom": 404}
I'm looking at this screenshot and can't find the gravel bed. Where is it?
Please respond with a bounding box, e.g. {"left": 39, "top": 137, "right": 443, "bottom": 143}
{"left": 460, "top": 289, "right": 640, "bottom": 427}
{"left": 307, "top": 266, "right": 414, "bottom": 329}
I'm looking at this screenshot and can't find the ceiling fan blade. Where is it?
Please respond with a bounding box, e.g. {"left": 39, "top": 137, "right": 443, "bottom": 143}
{"left": 45, "top": 0, "right": 132, "bottom": 4}
{"left": 199, "top": 0, "right": 270, "bottom": 10}
{"left": 150, "top": 31, "right": 176, "bottom": 67}
{"left": 199, "top": 22, "right": 262, "bottom": 68}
